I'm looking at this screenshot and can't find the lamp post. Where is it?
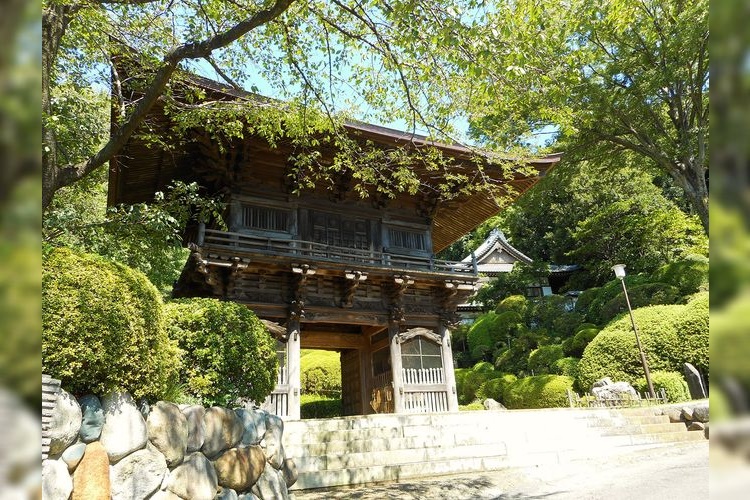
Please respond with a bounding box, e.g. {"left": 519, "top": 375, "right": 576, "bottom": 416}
{"left": 612, "top": 264, "right": 656, "bottom": 399}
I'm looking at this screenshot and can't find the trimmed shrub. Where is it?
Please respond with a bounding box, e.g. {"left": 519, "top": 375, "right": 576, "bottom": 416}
{"left": 562, "top": 328, "right": 600, "bottom": 358}
{"left": 496, "top": 295, "right": 528, "bottom": 316}
{"left": 43, "top": 247, "right": 179, "bottom": 400}
{"left": 455, "top": 364, "right": 504, "bottom": 405}
{"left": 503, "top": 375, "right": 575, "bottom": 409}
{"left": 300, "top": 350, "right": 342, "bottom": 396}
{"left": 599, "top": 282, "right": 681, "bottom": 324}
{"left": 575, "top": 323, "right": 599, "bottom": 333}
{"left": 300, "top": 394, "right": 342, "bottom": 419}
{"left": 577, "top": 302, "right": 707, "bottom": 390}
{"left": 552, "top": 312, "right": 585, "bottom": 339}
{"left": 584, "top": 275, "right": 650, "bottom": 324}
{"left": 651, "top": 255, "right": 709, "bottom": 297}
{"left": 466, "top": 311, "right": 523, "bottom": 360}
{"left": 634, "top": 371, "right": 690, "bottom": 403}
{"left": 476, "top": 374, "right": 517, "bottom": 403}
{"left": 527, "top": 345, "right": 564, "bottom": 375}
{"left": 574, "top": 287, "right": 601, "bottom": 317}
{"left": 459, "top": 401, "right": 485, "bottom": 411}
{"left": 165, "top": 298, "right": 277, "bottom": 406}
{"left": 675, "top": 292, "right": 709, "bottom": 374}
{"left": 552, "top": 357, "right": 580, "bottom": 379}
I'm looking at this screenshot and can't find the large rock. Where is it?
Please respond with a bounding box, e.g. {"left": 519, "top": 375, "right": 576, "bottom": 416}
{"left": 683, "top": 362, "right": 707, "bottom": 400}
{"left": 163, "top": 452, "right": 218, "bottom": 500}
{"left": 42, "top": 459, "right": 73, "bottom": 500}
{"left": 592, "top": 381, "right": 638, "bottom": 401}
{"left": 213, "top": 445, "right": 266, "bottom": 492}
{"left": 78, "top": 394, "right": 105, "bottom": 443}
{"left": 483, "top": 398, "right": 507, "bottom": 411}
{"left": 147, "top": 401, "right": 188, "bottom": 467}
{"left": 150, "top": 490, "right": 184, "bottom": 500}
{"left": 110, "top": 444, "right": 168, "bottom": 500}
{"left": 251, "top": 465, "right": 289, "bottom": 500}
{"left": 216, "top": 487, "right": 240, "bottom": 500}
{"left": 72, "top": 441, "right": 110, "bottom": 500}
{"left": 100, "top": 391, "right": 148, "bottom": 463}
{"left": 235, "top": 409, "right": 267, "bottom": 446}
{"left": 61, "top": 442, "right": 87, "bottom": 472}
{"left": 592, "top": 377, "right": 613, "bottom": 388}
{"left": 693, "top": 404, "right": 709, "bottom": 423}
{"left": 281, "top": 458, "right": 298, "bottom": 488}
{"left": 661, "top": 407, "right": 684, "bottom": 424}
{"left": 182, "top": 405, "right": 206, "bottom": 452}
{"left": 261, "top": 414, "right": 285, "bottom": 469}
{"left": 687, "top": 421, "right": 706, "bottom": 432}
{"left": 201, "top": 407, "right": 244, "bottom": 458}
{"left": 49, "top": 389, "right": 82, "bottom": 456}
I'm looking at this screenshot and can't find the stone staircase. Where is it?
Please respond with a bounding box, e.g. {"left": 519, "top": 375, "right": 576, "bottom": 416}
{"left": 283, "top": 407, "right": 705, "bottom": 490}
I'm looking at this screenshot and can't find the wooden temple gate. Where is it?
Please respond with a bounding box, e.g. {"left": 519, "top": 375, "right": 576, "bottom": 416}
{"left": 107, "top": 65, "right": 559, "bottom": 419}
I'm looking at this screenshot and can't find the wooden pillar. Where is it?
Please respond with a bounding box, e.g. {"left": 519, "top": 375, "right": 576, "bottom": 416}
{"left": 388, "top": 322, "right": 405, "bottom": 413}
{"left": 360, "top": 343, "right": 373, "bottom": 415}
{"left": 286, "top": 320, "right": 301, "bottom": 420}
{"left": 439, "top": 323, "right": 459, "bottom": 412}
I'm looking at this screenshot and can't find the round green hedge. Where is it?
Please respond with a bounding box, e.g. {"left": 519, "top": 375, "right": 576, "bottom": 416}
{"left": 502, "top": 375, "right": 575, "bottom": 409}
{"left": 495, "top": 295, "right": 528, "bottom": 316}
{"left": 583, "top": 275, "right": 650, "bottom": 324}
{"left": 552, "top": 357, "right": 580, "bottom": 379}
{"left": 165, "top": 298, "right": 277, "bottom": 406}
{"left": 466, "top": 311, "right": 522, "bottom": 359}
{"left": 577, "top": 302, "right": 707, "bottom": 390}
{"left": 527, "top": 345, "right": 564, "bottom": 375}
{"left": 651, "top": 255, "right": 709, "bottom": 297}
{"left": 674, "top": 292, "right": 708, "bottom": 374}
{"left": 454, "top": 363, "right": 504, "bottom": 405}
{"left": 633, "top": 371, "right": 690, "bottom": 403}
{"left": 300, "top": 349, "right": 342, "bottom": 395}
{"left": 562, "top": 327, "right": 600, "bottom": 358}
{"left": 598, "top": 282, "right": 681, "bottom": 325}
{"left": 43, "top": 247, "right": 179, "bottom": 400}
{"left": 476, "top": 373, "right": 517, "bottom": 403}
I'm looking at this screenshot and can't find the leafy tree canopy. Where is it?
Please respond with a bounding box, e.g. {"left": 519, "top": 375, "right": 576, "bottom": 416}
{"left": 465, "top": 0, "right": 708, "bottom": 232}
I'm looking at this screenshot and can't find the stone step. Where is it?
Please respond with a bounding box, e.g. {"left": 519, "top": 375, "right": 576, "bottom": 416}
{"left": 294, "top": 443, "right": 508, "bottom": 472}
{"left": 599, "top": 422, "right": 687, "bottom": 436}
{"left": 285, "top": 432, "right": 509, "bottom": 456}
{"left": 291, "top": 455, "right": 510, "bottom": 490}
{"left": 586, "top": 415, "right": 671, "bottom": 427}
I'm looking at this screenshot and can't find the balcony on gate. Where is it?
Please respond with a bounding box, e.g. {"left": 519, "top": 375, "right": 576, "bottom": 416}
{"left": 197, "top": 227, "right": 478, "bottom": 277}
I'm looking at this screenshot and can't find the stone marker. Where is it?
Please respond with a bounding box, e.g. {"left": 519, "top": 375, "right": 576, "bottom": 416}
{"left": 72, "top": 442, "right": 110, "bottom": 500}
{"left": 683, "top": 363, "right": 707, "bottom": 400}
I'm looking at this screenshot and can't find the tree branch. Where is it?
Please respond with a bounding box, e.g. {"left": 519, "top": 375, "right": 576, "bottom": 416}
{"left": 45, "top": 0, "right": 297, "bottom": 209}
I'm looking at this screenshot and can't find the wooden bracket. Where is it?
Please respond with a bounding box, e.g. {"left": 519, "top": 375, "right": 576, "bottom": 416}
{"left": 340, "top": 270, "right": 367, "bottom": 308}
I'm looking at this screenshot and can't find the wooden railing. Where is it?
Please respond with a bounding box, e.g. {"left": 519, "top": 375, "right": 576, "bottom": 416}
{"left": 402, "top": 390, "right": 449, "bottom": 413}
{"left": 402, "top": 367, "right": 444, "bottom": 385}
{"left": 262, "top": 385, "right": 290, "bottom": 417}
{"left": 200, "top": 228, "right": 476, "bottom": 275}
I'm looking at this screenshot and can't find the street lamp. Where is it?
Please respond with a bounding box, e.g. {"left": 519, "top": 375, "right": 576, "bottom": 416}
{"left": 612, "top": 264, "right": 657, "bottom": 399}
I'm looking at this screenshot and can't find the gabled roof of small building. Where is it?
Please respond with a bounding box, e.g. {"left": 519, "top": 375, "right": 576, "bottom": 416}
{"left": 461, "top": 229, "right": 533, "bottom": 275}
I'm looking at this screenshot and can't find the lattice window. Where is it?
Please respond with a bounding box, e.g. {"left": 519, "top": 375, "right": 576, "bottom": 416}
{"left": 388, "top": 228, "right": 426, "bottom": 251}
{"left": 401, "top": 337, "right": 442, "bottom": 370}
{"left": 241, "top": 205, "right": 289, "bottom": 232}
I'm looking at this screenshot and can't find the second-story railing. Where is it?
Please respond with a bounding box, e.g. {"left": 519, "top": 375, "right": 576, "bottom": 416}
{"left": 199, "top": 228, "right": 477, "bottom": 275}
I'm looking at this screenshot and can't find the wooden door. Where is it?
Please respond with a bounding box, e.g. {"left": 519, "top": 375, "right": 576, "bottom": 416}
{"left": 340, "top": 349, "right": 363, "bottom": 416}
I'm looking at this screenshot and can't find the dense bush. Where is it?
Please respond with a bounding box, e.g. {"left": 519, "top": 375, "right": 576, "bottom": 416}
{"left": 300, "top": 349, "right": 342, "bottom": 396}
{"left": 495, "top": 295, "right": 528, "bottom": 316}
{"left": 634, "top": 371, "right": 690, "bottom": 403}
{"left": 43, "top": 247, "right": 179, "bottom": 400}
{"left": 552, "top": 357, "right": 580, "bottom": 379}
{"left": 527, "top": 345, "right": 564, "bottom": 375}
{"left": 476, "top": 373, "right": 517, "bottom": 403}
{"left": 574, "top": 287, "right": 601, "bottom": 318}
{"left": 300, "top": 394, "right": 342, "bottom": 419}
{"left": 466, "top": 311, "right": 522, "bottom": 360}
{"left": 674, "top": 292, "right": 709, "bottom": 374}
{"left": 562, "top": 328, "right": 600, "bottom": 358}
{"left": 551, "top": 312, "right": 585, "bottom": 339}
{"left": 165, "top": 298, "right": 277, "bottom": 406}
{"left": 455, "top": 362, "right": 504, "bottom": 405}
{"left": 493, "top": 330, "right": 537, "bottom": 375}
{"left": 577, "top": 302, "right": 707, "bottom": 390}
{"left": 585, "top": 276, "right": 652, "bottom": 325}
{"left": 503, "top": 375, "right": 575, "bottom": 409}
{"left": 598, "top": 282, "right": 681, "bottom": 325}
{"left": 651, "top": 255, "right": 709, "bottom": 297}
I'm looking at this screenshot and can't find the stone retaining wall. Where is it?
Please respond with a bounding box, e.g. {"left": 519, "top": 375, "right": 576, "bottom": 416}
{"left": 42, "top": 389, "right": 297, "bottom": 500}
